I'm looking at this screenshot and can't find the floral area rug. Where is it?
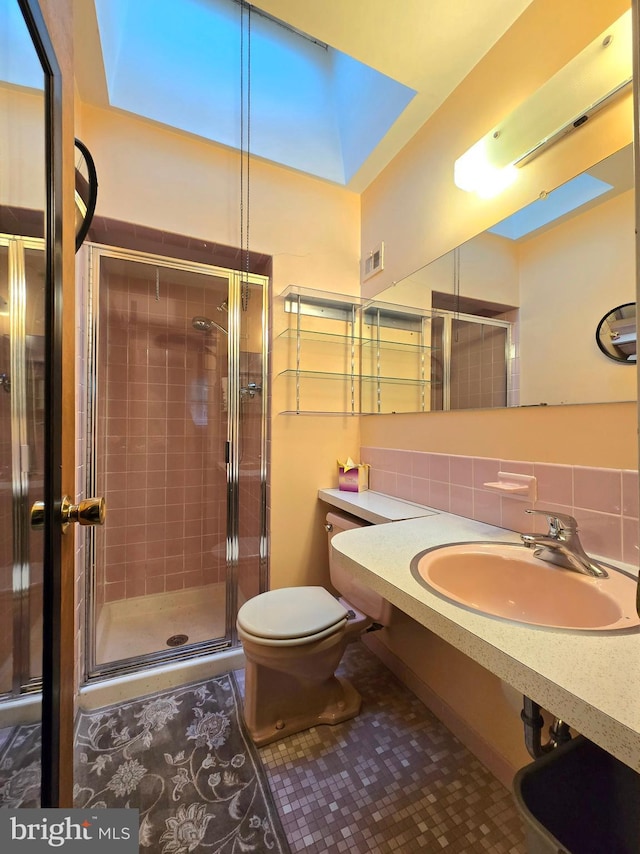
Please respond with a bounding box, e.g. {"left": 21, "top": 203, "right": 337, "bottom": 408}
{"left": 0, "top": 722, "right": 42, "bottom": 807}
{"left": 74, "top": 673, "right": 291, "bottom": 854}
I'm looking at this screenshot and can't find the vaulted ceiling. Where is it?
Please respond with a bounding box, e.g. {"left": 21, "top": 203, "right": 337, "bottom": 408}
{"left": 71, "top": 0, "right": 534, "bottom": 191}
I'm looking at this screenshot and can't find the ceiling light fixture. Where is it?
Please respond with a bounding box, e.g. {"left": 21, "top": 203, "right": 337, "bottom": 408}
{"left": 454, "top": 10, "right": 632, "bottom": 199}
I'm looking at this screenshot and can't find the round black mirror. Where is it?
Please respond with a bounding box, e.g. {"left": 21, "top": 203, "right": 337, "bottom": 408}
{"left": 595, "top": 303, "right": 636, "bottom": 363}
{"left": 74, "top": 138, "right": 98, "bottom": 253}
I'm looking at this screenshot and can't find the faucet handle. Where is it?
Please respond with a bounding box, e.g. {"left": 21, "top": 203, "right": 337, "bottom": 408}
{"left": 525, "top": 509, "right": 578, "bottom": 535}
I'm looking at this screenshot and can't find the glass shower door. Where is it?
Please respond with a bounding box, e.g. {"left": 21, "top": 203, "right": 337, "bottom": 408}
{"left": 430, "top": 312, "right": 510, "bottom": 410}
{"left": 84, "top": 248, "right": 269, "bottom": 678}
{"left": 0, "top": 237, "right": 45, "bottom": 699}
{"left": 87, "top": 251, "right": 232, "bottom": 673}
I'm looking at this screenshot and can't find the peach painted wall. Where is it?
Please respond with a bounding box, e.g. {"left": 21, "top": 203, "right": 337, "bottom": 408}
{"left": 375, "top": 230, "right": 520, "bottom": 311}
{"left": 361, "top": 0, "right": 632, "bottom": 296}
{"left": 518, "top": 189, "right": 636, "bottom": 405}
{"left": 356, "top": 0, "right": 636, "bottom": 779}
{"left": 0, "top": 86, "right": 45, "bottom": 210}
{"left": 361, "top": 403, "right": 637, "bottom": 470}
{"left": 76, "top": 102, "right": 361, "bottom": 592}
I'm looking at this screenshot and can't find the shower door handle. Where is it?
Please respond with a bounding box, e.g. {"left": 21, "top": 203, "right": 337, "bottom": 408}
{"left": 31, "top": 495, "right": 106, "bottom": 532}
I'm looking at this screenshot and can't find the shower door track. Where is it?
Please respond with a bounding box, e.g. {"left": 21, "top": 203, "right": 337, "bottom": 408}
{"left": 82, "top": 243, "right": 269, "bottom": 683}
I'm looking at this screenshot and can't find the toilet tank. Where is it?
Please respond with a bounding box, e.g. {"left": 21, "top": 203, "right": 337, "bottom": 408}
{"left": 326, "top": 511, "right": 392, "bottom": 625}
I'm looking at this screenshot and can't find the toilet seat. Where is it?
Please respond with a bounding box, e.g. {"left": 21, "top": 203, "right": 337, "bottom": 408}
{"left": 237, "top": 586, "right": 348, "bottom": 647}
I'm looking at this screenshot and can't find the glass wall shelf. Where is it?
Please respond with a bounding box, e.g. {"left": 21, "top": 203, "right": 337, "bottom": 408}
{"left": 360, "top": 338, "right": 436, "bottom": 354}
{"left": 360, "top": 374, "right": 431, "bottom": 386}
{"left": 277, "top": 285, "right": 438, "bottom": 416}
{"left": 278, "top": 369, "right": 359, "bottom": 381}
{"left": 278, "top": 412, "right": 361, "bottom": 418}
{"left": 278, "top": 328, "right": 357, "bottom": 346}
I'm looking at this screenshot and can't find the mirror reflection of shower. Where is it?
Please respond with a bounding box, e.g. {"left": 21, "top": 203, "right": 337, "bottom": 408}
{"left": 192, "top": 315, "right": 227, "bottom": 335}
{"left": 240, "top": 381, "right": 261, "bottom": 399}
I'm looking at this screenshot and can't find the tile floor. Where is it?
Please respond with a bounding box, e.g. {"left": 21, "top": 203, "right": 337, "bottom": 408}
{"left": 0, "top": 639, "right": 527, "bottom": 852}
{"left": 248, "top": 642, "right": 527, "bottom": 853}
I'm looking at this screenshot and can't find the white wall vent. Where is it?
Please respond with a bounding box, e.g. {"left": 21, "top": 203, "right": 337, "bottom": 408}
{"left": 362, "top": 241, "right": 384, "bottom": 281}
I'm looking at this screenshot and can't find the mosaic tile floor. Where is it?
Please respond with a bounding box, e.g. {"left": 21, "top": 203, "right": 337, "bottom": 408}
{"left": 245, "top": 642, "right": 527, "bottom": 854}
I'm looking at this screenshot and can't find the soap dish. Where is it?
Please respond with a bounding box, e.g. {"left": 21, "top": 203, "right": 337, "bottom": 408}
{"left": 483, "top": 471, "right": 537, "bottom": 501}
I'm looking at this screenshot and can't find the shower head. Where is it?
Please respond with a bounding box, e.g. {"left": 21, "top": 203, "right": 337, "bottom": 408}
{"left": 192, "top": 316, "right": 227, "bottom": 335}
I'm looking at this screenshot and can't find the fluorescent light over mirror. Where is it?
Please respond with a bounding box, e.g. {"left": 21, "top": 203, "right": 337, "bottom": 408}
{"left": 454, "top": 9, "right": 631, "bottom": 198}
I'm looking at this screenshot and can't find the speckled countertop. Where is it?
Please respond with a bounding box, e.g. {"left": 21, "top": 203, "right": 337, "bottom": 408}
{"left": 320, "top": 488, "right": 640, "bottom": 773}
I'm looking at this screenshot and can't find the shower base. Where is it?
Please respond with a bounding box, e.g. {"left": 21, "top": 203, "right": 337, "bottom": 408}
{"left": 96, "top": 582, "right": 227, "bottom": 664}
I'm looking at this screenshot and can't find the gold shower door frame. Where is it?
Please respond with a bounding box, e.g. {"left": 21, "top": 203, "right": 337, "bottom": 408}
{"left": 83, "top": 244, "right": 269, "bottom": 681}
{"left": 0, "top": 233, "right": 46, "bottom": 699}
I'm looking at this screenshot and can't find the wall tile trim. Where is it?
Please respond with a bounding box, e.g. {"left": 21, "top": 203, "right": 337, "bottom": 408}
{"left": 362, "top": 446, "right": 639, "bottom": 565}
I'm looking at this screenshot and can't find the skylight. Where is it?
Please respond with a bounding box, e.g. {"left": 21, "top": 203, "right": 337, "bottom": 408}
{"left": 0, "top": 0, "right": 44, "bottom": 90}
{"left": 94, "top": 0, "right": 416, "bottom": 185}
{"left": 488, "top": 173, "right": 614, "bottom": 241}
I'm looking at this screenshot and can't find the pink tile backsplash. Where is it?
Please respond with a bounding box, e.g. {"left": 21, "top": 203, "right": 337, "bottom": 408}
{"left": 411, "top": 453, "right": 430, "bottom": 480}
{"left": 622, "top": 517, "right": 639, "bottom": 565}
{"left": 500, "top": 496, "right": 534, "bottom": 533}
{"left": 450, "top": 485, "right": 473, "bottom": 518}
{"left": 430, "top": 453, "right": 450, "bottom": 483}
{"left": 573, "top": 467, "right": 622, "bottom": 515}
{"left": 622, "top": 470, "right": 639, "bottom": 518}
{"left": 573, "top": 508, "right": 622, "bottom": 563}
{"left": 472, "top": 489, "right": 501, "bottom": 528}
{"left": 361, "top": 446, "right": 639, "bottom": 566}
{"left": 450, "top": 456, "right": 473, "bottom": 487}
{"left": 472, "top": 457, "right": 499, "bottom": 491}
{"left": 533, "top": 463, "right": 573, "bottom": 506}
{"left": 430, "top": 480, "right": 450, "bottom": 513}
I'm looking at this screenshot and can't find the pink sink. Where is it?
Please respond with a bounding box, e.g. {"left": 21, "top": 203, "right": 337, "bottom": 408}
{"left": 413, "top": 542, "right": 640, "bottom": 631}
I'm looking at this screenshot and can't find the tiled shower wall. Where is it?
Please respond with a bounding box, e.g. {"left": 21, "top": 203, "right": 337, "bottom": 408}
{"left": 449, "top": 320, "right": 507, "bottom": 410}
{"left": 97, "top": 269, "right": 228, "bottom": 604}
{"left": 362, "top": 446, "right": 639, "bottom": 565}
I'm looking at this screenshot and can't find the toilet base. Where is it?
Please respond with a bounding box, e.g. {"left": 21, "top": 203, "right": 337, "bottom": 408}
{"left": 242, "top": 664, "right": 361, "bottom": 747}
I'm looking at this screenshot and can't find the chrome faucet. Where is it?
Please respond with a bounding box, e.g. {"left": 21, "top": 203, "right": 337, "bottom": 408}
{"left": 520, "top": 509, "right": 608, "bottom": 578}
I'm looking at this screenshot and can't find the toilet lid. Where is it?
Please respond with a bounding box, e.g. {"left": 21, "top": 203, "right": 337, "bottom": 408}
{"left": 237, "top": 586, "right": 348, "bottom": 641}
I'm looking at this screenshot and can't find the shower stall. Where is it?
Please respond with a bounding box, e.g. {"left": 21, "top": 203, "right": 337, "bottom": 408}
{"left": 0, "top": 235, "right": 46, "bottom": 704}
{"left": 83, "top": 245, "right": 269, "bottom": 681}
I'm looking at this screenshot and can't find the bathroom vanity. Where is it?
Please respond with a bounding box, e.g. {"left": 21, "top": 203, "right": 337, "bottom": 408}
{"left": 319, "top": 488, "right": 640, "bottom": 773}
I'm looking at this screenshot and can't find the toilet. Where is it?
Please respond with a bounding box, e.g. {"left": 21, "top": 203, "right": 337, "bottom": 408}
{"left": 237, "top": 511, "right": 391, "bottom": 746}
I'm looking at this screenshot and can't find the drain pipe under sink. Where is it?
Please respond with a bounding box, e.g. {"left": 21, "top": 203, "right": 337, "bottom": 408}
{"left": 521, "top": 696, "right": 572, "bottom": 759}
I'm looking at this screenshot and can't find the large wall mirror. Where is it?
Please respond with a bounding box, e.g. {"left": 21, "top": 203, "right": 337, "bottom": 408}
{"left": 376, "top": 142, "right": 635, "bottom": 410}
